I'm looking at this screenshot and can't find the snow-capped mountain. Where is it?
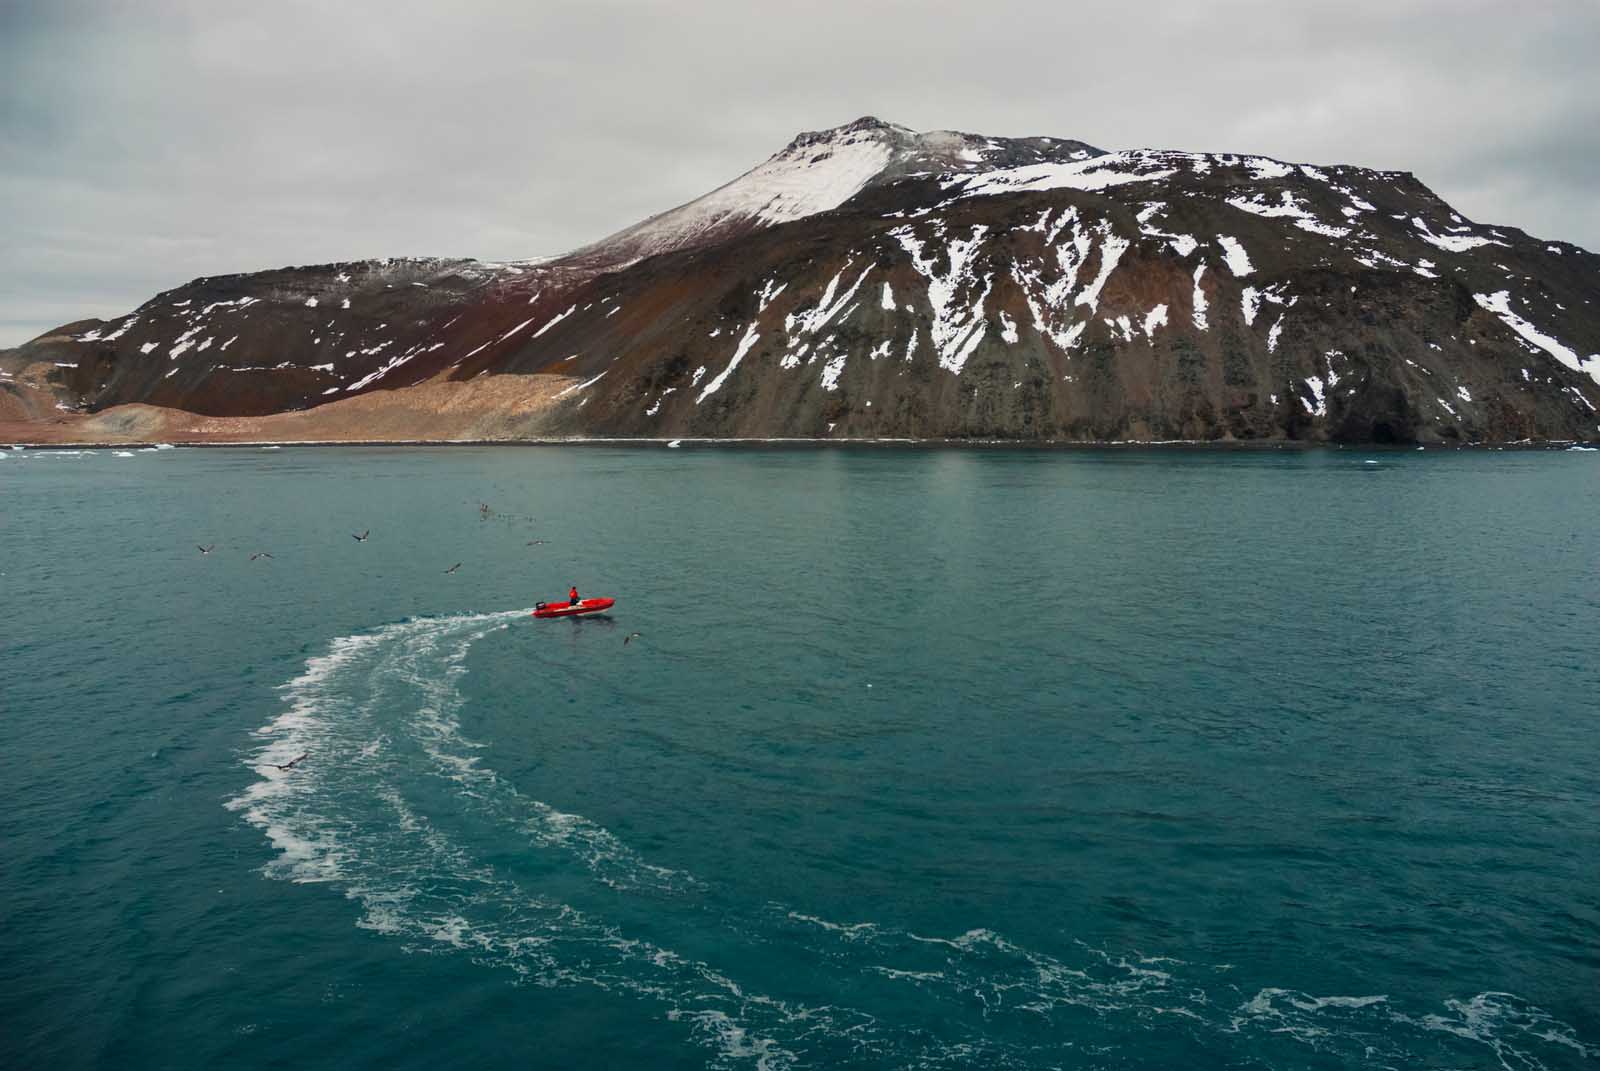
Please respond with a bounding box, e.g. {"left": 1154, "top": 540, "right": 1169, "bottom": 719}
{"left": 4, "top": 117, "right": 1597, "bottom": 443}
{"left": 565, "top": 118, "right": 1106, "bottom": 270}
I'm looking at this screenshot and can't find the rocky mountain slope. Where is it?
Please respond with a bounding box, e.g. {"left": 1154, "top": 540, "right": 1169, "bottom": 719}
{"left": 5, "top": 117, "right": 1598, "bottom": 443}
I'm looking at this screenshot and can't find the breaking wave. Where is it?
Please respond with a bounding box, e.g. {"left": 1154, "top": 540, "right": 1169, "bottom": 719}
{"left": 226, "top": 611, "right": 1592, "bottom": 1069}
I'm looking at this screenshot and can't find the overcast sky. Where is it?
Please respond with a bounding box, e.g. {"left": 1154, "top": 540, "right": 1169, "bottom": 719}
{"left": 3, "top": 0, "right": 1595, "bottom": 345}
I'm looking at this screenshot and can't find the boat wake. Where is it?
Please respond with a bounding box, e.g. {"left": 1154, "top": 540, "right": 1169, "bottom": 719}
{"left": 227, "top": 611, "right": 1592, "bottom": 1069}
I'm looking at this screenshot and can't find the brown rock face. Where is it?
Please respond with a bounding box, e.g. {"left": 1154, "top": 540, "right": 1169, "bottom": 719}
{"left": 4, "top": 120, "right": 1597, "bottom": 444}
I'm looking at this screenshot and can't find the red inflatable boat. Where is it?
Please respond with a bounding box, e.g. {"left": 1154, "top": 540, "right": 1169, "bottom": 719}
{"left": 532, "top": 597, "right": 615, "bottom": 619}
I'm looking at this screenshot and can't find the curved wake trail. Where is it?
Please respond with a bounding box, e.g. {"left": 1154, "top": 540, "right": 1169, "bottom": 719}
{"left": 227, "top": 611, "right": 1592, "bottom": 1070}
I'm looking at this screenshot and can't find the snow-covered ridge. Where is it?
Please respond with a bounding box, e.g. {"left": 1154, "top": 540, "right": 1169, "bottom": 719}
{"left": 568, "top": 117, "right": 1108, "bottom": 269}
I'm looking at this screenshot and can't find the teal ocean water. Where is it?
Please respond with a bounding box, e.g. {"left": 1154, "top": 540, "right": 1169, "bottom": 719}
{"left": 2, "top": 444, "right": 1596, "bottom": 1070}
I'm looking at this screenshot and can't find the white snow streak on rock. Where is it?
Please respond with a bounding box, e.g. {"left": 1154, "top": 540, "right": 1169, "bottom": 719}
{"left": 1136, "top": 203, "right": 1199, "bottom": 257}
{"left": 819, "top": 352, "right": 848, "bottom": 392}
{"left": 998, "top": 310, "right": 1019, "bottom": 344}
{"left": 1473, "top": 290, "right": 1600, "bottom": 385}
{"left": 532, "top": 305, "right": 576, "bottom": 339}
{"left": 85, "top": 316, "right": 139, "bottom": 342}
{"left": 1226, "top": 192, "right": 1351, "bottom": 238}
{"left": 496, "top": 317, "right": 536, "bottom": 343}
{"left": 893, "top": 224, "right": 992, "bottom": 374}
{"left": 1012, "top": 208, "right": 1095, "bottom": 351}
{"left": 1191, "top": 265, "right": 1210, "bottom": 331}
{"left": 1303, "top": 375, "right": 1327, "bottom": 416}
{"left": 757, "top": 278, "right": 787, "bottom": 313}
{"left": 1414, "top": 217, "right": 1505, "bottom": 253}
{"left": 1074, "top": 232, "right": 1129, "bottom": 313}
{"left": 346, "top": 344, "right": 427, "bottom": 391}
{"left": 1267, "top": 315, "right": 1285, "bottom": 353}
{"left": 698, "top": 322, "right": 761, "bottom": 403}
{"left": 553, "top": 370, "right": 607, "bottom": 400}
{"left": 1242, "top": 287, "right": 1261, "bottom": 326}
{"left": 645, "top": 387, "right": 676, "bottom": 415}
{"left": 1246, "top": 157, "right": 1294, "bottom": 180}
{"left": 1217, "top": 236, "right": 1253, "bottom": 276}
{"left": 880, "top": 282, "right": 896, "bottom": 311}
{"left": 168, "top": 325, "right": 205, "bottom": 361}
{"left": 951, "top": 151, "right": 1177, "bottom": 199}
{"left": 1143, "top": 304, "right": 1168, "bottom": 336}
{"left": 785, "top": 265, "right": 873, "bottom": 342}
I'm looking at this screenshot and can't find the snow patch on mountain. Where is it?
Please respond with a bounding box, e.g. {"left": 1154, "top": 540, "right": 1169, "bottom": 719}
{"left": 893, "top": 222, "right": 992, "bottom": 374}
{"left": 950, "top": 151, "right": 1177, "bottom": 200}
{"left": 698, "top": 322, "right": 761, "bottom": 403}
{"left": 578, "top": 124, "right": 898, "bottom": 266}
{"left": 1137, "top": 203, "right": 1199, "bottom": 257}
{"left": 1227, "top": 191, "right": 1351, "bottom": 238}
{"left": 1474, "top": 290, "right": 1600, "bottom": 386}
{"left": 1416, "top": 217, "right": 1506, "bottom": 253}
{"left": 1144, "top": 304, "right": 1169, "bottom": 336}
{"left": 1217, "top": 236, "right": 1253, "bottom": 276}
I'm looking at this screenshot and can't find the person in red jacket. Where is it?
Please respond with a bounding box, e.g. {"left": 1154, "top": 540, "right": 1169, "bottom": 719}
{"left": 568, "top": 585, "right": 580, "bottom": 607}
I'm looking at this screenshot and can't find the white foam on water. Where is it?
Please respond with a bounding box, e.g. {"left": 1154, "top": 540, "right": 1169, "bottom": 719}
{"left": 225, "top": 612, "right": 1593, "bottom": 1069}
{"left": 225, "top": 610, "right": 876, "bottom": 1068}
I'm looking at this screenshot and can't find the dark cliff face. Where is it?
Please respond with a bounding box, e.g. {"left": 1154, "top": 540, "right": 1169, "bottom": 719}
{"left": 5, "top": 122, "right": 1598, "bottom": 443}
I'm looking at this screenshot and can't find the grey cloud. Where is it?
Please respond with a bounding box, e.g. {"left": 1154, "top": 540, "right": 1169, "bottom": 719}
{"left": 3, "top": 0, "right": 1596, "bottom": 344}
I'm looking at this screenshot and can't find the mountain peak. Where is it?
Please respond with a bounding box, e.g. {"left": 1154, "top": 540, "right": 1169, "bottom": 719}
{"left": 783, "top": 115, "right": 916, "bottom": 148}
{"left": 571, "top": 119, "right": 1107, "bottom": 269}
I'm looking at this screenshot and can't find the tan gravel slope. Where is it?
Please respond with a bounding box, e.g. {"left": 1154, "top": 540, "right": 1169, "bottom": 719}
{"left": 0, "top": 372, "right": 582, "bottom": 444}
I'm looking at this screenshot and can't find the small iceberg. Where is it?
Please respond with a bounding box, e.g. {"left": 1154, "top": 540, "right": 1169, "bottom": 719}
{"left": 667, "top": 439, "right": 682, "bottom": 448}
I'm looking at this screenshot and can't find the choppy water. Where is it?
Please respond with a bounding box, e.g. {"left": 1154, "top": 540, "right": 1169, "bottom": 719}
{"left": 2, "top": 444, "right": 1597, "bottom": 1069}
